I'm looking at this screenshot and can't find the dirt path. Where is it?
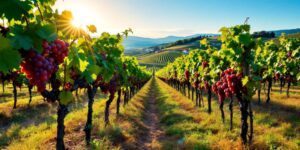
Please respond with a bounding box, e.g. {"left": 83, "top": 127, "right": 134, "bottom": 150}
{"left": 138, "top": 78, "right": 164, "bottom": 150}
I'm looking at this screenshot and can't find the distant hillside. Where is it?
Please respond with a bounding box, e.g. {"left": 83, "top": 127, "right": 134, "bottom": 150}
{"left": 158, "top": 35, "right": 221, "bottom": 51}
{"left": 123, "top": 36, "right": 182, "bottom": 50}
{"left": 123, "top": 34, "right": 218, "bottom": 50}
{"left": 269, "top": 28, "right": 300, "bottom": 36}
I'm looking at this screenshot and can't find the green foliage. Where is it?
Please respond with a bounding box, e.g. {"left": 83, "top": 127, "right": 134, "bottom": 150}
{"left": 0, "top": 36, "right": 21, "bottom": 73}
{"left": 59, "top": 91, "right": 73, "bottom": 105}
{"left": 0, "top": 0, "right": 33, "bottom": 21}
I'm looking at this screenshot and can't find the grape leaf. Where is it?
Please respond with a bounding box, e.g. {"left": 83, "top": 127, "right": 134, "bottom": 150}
{"left": 87, "top": 64, "right": 101, "bottom": 75}
{"left": 237, "top": 34, "right": 251, "bottom": 46}
{"left": 87, "top": 25, "right": 97, "bottom": 33}
{"left": 242, "top": 76, "right": 249, "bottom": 86}
{"left": 0, "top": 36, "right": 21, "bottom": 73}
{"left": 59, "top": 91, "right": 73, "bottom": 105}
{"left": 11, "top": 34, "right": 33, "bottom": 50}
{"left": 0, "top": 0, "right": 33, "bottom": 21}
{"left": 36, "top": 24, "right": 57, "bottom": 42}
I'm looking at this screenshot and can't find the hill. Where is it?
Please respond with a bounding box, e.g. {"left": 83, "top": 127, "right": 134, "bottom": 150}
{"left": 270, "top": 28, "right": 300, "bottom": 36}
{"left": 138, "top": 50, "right": 184, "bottom": 71}
{"left": 123, "top": 34, "right": 218, "bottom": 51}
{"left": 123, "top": 36, "right": 184, "bottom": 50}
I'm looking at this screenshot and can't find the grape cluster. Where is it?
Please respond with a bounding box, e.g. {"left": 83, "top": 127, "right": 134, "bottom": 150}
{"left": 42, "top": 40, "right": 69, "bottom": 64}
{"left": 204, "top": 81, "right": 210, "bottom": 90}
{"left": 274, "top": 72, "right": 293, "bottom": 82}
{"left": 64, "top": 82, "right": 73, "bottom": 91}
{"left": 212, "top": 68, "right": 243, "bottom": 103}
{"left": 21, "top": 51, "right": 56, "bottom": 91}
{"left": 184, "top": 70, "right": 190, "bottom": 80}
{"left": 275, "top": 72, "right": 281, "bottom": 80}
{"left": 202, "top": 61, "right": 208, "bottom": 68}
{"left": 20, "top": 40, "right": 69, "bottom": 92}
{"left": 193, "top": 72, "right": 200, "bottom": 88}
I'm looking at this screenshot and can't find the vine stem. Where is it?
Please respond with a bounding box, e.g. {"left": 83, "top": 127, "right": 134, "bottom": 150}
{"left": 35, "top": 1, "right": 44, "bottom": 21}
{"left": 248, "top": 100, "right": 253, "bottom": 144}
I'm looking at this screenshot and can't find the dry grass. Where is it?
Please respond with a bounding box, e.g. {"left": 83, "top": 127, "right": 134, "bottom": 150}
{"left": 1, "top": 78, "right": 299, "bottom": 149}
{"left": 156, "top": 78, "right": 299, "bottom": 150}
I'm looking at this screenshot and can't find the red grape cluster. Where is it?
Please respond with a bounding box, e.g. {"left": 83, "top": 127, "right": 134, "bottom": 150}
{"left": 21, "top": 50, "right": 56, "bottom": 92}
{"left": 212, "top": 68, "right": 243, "bottom": 103}
{"left": 184, "top": 70, "right": 190, "bottom": 80}
{"left": 42, "top": 40, "right": 69, "bottom": 64}
{"left": 193, "top": 72, "right": 200, "bottom": 88}
{"left": 202, "top": 61, "right": 208, "bottom": 68}
{"left": 274, "top": 72, "right": 293, "bottom": 82}
{"left": 64, "top": 82, "right": 73, "bottom": 91}
{"left": 204, "top": 81, "right": 210, "bottom": 90}
{"left": 275, "top": 72, "right": 281, "bottom": 80}
{"left": 21, "top": 40, "right": 69, "bottom": 92}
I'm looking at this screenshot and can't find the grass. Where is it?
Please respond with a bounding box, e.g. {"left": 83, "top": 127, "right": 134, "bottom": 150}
{"left": 0, "top": 79, "right": 153, "bottom": 149}
{"left": 155, "top": 78, "right": 299, "bottom": 150}
{"left": 0, "top": 78, "right": 299, "bottom": 149}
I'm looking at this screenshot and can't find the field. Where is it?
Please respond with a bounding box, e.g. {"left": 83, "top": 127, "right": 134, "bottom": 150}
{"left": 163, "top": 44, "right": 195, "bottom": 51}
{"left": 138, "top": 50, "right": 183, "bottom": 72}
{"left": 138, "top": 50, "right": 183, "bottom": 65}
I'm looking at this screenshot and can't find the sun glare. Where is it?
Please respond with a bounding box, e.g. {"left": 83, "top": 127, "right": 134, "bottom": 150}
{"left": 69, "top": 6, "right": 100, "bottom": 29}
{"left": 71, "top": 17, "right": 83, "bottom": 28}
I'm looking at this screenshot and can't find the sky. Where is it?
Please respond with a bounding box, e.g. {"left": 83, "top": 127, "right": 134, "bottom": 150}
{"left": 54, "top": 0, "right": 300, "bottom": 38}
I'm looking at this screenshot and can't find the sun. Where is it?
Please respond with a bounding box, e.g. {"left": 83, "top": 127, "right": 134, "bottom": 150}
{"left": 69, "top": 6, "right": 99, "bottom": 29}
{"left": 55, "top": 1, "right": 103, "bottom": 36}
{"left": 71, "top": 17, "right": 84, "bottom": 28}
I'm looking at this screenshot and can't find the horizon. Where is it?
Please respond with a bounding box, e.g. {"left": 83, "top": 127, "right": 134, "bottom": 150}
{"left": 55, "top": 0, "right": 300, "bottom": 38}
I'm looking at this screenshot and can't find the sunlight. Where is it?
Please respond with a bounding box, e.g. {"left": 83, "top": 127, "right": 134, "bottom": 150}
{"left": 71, "top": 17, "right": 83, "bottom": 28}
{"left": 58, "top": 2, "right": 101, "bottom": 29}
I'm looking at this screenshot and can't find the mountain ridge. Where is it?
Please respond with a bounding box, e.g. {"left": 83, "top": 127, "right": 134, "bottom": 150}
{"left": 123, "top": 34, "right": 217, "bottom": 50}
{"left": 123, "top": 28, "right": 300, "bottom": 50}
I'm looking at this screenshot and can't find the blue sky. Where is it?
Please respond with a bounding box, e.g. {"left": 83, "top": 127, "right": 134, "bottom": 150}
{"left": 55, "top": 0, "right": 300, "bottom": 37}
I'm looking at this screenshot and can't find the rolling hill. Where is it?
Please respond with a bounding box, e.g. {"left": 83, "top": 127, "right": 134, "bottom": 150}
{"left": 270, "top": 28, "right": 300, "bottom": 36}
{"left": 123, "top": 34, "right": 218, "bottom": 50}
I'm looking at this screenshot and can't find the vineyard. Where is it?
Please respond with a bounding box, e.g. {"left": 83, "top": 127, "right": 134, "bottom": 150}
{"left": 137, "top": 50, "right": 183, "bottom": 72}
{"left": 0, "top": 0, "right": 300, "bottom": 150}
{"left": 157, "top": 25, "right": 300, "bottom": 149}
{"left": 138, "top": 50, "right": 183, "bottom": 65}
{"left": 0, "top": 1, "right": 151, "bottom": 149}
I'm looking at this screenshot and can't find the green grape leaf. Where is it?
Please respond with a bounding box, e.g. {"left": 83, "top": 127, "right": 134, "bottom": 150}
{"left": 237, "top": 34, "right": 251, "bottom": 46}
{"left": 11, "top": 34, "right": 33, "bottom": 50}
{"left": 242, "top": 76, "right": 249, "bottom": 86}
{"left": 59, "top": 91, "right": 73, "bottom": 105}
{"left": 0, "top": 0, "right": 33, "bottom": 21}
{"left": 79, "top": 59, "right": 89, "bottom": 72}
{"left": 0, "top": 36, "right": 21, "bottom": 73}
{"left": 87, "top": 25, "right": 97, "bottom": 33}
{"left": 87, "top": 64, "right": 101, "bottom": 75}
{"left": 36, "top": 24, "right": 57, "bottom": 42}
